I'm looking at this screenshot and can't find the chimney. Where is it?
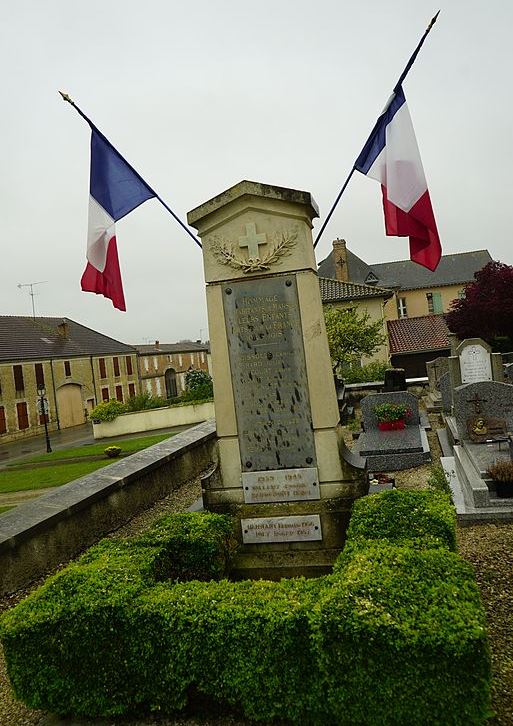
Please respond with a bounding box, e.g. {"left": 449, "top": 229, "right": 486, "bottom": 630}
{"left": 57, "top": 320, "right": 69, "bottom": 338}
{"left": 155, "top": 340, "right": 160, "bottom": 349}
{"left": 332, "top": 238, "right": 348, "bottom": 282}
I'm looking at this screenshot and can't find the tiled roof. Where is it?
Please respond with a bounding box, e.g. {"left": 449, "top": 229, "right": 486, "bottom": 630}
{"left": 0, "top": 316, "right": 136, "bottom": 362}
{"left": 319, "top": 277, "right": 393, "bottom": 302}
{"left": 317, "top": 248, "right": 492, "bottom": 290}
{"left": 387, "top": 315, "right": 451, "bottom": 354}
{"left": 134, "top": 342, "right": 210, "bottom": 355}
{"left": 318, "top": 248, "right": 373, "bottom": 282}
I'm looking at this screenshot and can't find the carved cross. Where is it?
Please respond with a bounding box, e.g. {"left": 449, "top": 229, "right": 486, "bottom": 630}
{"left": 431, "top": 360, "right": 441, "bottom": 379}
{"left": 467, "top": 393, "right": 487, "bottom": 414}
{"left": 238, "top": 223, "right": 267, "bottom": 259}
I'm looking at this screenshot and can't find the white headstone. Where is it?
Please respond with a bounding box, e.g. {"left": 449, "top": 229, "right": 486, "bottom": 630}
{"left": 459, "top": 343, "right": 492, "bottom": 384}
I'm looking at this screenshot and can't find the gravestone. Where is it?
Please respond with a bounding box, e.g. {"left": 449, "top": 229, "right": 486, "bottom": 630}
{"left": 187, "top": 181, "right": 366, "bottom": 578}
{"left": 449, "top": 380, "right": 513, "bottom": 512}
{"left": 448, "top": 337, "right": 504, "bottom": 393}
{"left": 438, "top": 372, "right": 452, "bottom": 414}
{"left": 425, "top": 357, "right": 449, "bottom": 411}
{"left": 355, "top": 391, "right": 430, "bottom": 471}
{"left": 453, "top": 381, "right": 513, "bottom": 442}
{"left": 383, "top": 368, "right": 406, "bottom": 392}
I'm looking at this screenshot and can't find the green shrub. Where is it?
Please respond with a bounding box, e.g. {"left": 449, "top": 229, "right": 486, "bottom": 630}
{"left": 342, "top": 361, "right": 390, "bottom": 384}
{"left": 337, "top": 489, "right": 457, "bottom": 565}
{"left": 125, "top": 392, "right": 169, "bottom": 411}
{"left": 136, "top": 512, "right": 234, "bottom": 581}
{"left": 0, "top": 495, "right": 490, "bottom": 724}
{"left": 90, "top": 399, "right": 127, "bottom": 423}
{"left": 317, "top": 545, "right": 491, "bottom": 725}
{"left": 183, "top": 369, "right": 213, "bottom": 401}
{"left": 428, "top": 462, "right": 452, "bottom": 494}
{"left": 104, "top": 446, "right": 122, "bottom": 458}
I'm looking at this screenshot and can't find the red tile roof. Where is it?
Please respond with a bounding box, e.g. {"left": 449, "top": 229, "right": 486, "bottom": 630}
{"left": 319, "top": 277, "right": 393, "bottom": 302}
{"left": 387, "top": 315, "right": 450, "bottom": 354}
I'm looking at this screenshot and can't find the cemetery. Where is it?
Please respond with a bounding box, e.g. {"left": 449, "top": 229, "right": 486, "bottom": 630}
{"left": 1, "top": 180, "right": 512, "bottom": 723}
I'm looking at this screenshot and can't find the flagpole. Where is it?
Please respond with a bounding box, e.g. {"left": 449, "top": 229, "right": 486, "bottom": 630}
{"left": 313, "top": 10, "right": 440, "bottom": 250}
{"left": 59, "top": 92, "right": 202, "bottom": 249}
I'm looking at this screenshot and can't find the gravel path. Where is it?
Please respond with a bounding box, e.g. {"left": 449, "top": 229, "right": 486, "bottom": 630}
{"left": 2, "top": 413, "right": 512, "bottom": 725}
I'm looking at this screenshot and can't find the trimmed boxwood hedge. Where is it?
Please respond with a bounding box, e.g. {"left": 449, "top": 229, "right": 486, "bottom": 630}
{"left": 0, "top": 492, "right": 491, "bottom": 724}
{"left": 336, "top": 489, "right": 457, "bottom": 567}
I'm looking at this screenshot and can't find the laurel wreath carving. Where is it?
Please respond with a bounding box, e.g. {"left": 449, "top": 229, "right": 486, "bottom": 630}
{"left": 209, "top": 228, "right": 298, "bottom": 273}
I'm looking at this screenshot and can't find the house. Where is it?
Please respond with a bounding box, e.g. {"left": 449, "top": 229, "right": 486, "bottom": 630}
{"left": 133, "top": 341, "right": 210, "bottom": 399}
{"left": 387, "top": 315, "right": 451, "bottom": 378}
{"left": 318, "top": 239, "right": 492, "bottom": 320}
{"left": 0, "top": 317, "right": 139, "bottom": 442}
{"left": 318, "top": 277, "right": 393, "bottom": 364}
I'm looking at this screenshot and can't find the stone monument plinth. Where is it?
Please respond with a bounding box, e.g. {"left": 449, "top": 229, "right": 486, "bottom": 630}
{"left": 188, "top": 180, "right": 366, "bottom": 578}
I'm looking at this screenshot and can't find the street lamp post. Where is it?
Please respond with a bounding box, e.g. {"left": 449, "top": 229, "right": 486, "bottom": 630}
{"left": 37, "top": 385, "right": 52, "bottom": 453}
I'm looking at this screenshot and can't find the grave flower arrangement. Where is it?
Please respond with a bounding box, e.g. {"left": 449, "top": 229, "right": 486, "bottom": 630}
{"left": 374, "top": 402, "right": 413, "bottom": 431}
{"left": 487, "top": 460, "right": 513, "bottom": 498}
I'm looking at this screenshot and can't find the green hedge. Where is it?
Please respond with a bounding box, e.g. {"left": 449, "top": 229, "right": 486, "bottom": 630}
{"left": 336, "top": 489, "right": 457, "bottom": 565}
{"left": 1, "top": 494, "right": 490, "bottom": 724}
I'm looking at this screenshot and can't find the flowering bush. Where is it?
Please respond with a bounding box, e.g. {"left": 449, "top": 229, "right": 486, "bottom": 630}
{"left": 374, "top": 402, "right": 413, "bottom": 423}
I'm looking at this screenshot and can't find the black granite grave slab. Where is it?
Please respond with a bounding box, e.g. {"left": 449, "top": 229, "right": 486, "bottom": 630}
{"left": 358, "top": 426, "right": 424, "bottom": 456}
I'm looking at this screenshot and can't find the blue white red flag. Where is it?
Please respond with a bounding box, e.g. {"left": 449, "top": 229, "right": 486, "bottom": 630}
{"left": 355, "top": 86, "right": 441, "bottom": 271}
{"left": 80, "top": 129, "right": 156, "bottom": 311}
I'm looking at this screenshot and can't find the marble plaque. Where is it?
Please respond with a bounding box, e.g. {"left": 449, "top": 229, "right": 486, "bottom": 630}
{"left": 460, "top": 344, "right": 492, "bottom": 384}
{"left": 242, "top": 467, "right": 320, "bottom": 503}
{"left": 223, "top": 275, "right": 316, "bottom": 471}
{"left": 241, "top": 514, "right": 322, "bottom": 544}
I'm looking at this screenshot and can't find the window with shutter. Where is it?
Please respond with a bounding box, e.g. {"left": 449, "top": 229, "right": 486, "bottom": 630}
{"left": 17, "top": 402, "right": 29, "bottom": 429}
{"left": 13, "top": 365, "right": 24, "bottom": 392}
{"left": 35, "top": 363, "right": 45, "bottom": 388}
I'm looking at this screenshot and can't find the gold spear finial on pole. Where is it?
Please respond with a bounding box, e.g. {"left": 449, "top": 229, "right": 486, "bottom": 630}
{"left": 59, "top": 91, "right": 74, "bottom": 105}
{"left": 427, "top": 10, "right": 440, "bottom": 31}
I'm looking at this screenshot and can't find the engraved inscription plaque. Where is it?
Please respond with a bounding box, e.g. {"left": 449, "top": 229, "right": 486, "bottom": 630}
{"left": 223, "top": 275, "right": 316, "bottom": 471}
{"left": 242, "top": 467, "right": 320, "bottom": 504}
{"left": 241, "top": 514, "right": 322, "bottom": 544}
{"left": 460, "top": 344, "right": 492, "bottom": 384}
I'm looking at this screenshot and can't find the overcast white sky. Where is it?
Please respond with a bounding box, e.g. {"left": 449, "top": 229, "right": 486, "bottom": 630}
{"left": 1, "top": 1, "right": 511, "bottom": 344}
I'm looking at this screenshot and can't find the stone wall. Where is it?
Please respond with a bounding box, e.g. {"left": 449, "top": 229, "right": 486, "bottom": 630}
{"left": 0, "top": 420, "right": 216, "bottom": 595}
{"left": 92, "top": 401, "right": 215, "bottom": 439}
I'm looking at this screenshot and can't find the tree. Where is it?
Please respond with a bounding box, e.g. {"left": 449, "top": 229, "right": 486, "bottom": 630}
{"left": 446, "top": 261, "right": 513, "bottom": 348}
{"left": 182, "top": 368, "right": 213, "bottom": 401}
{"left": 323, "top": 305, "right": 386, "bottom": 375}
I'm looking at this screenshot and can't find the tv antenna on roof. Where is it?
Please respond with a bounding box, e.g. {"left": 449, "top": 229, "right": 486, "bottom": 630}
{"left": 17, "top": 281, "right": 48, "bottom": 319}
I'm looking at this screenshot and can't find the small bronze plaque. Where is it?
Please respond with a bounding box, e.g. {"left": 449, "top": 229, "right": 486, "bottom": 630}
{"left": 241, "top": 515, "right": 322, "bottom": 544}
{"left": 467, "top": 415, "right": 507, "bottom": 443}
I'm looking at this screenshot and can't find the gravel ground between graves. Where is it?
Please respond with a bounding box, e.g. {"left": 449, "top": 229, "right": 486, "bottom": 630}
{"left": 1, "top": 414, "right": 513, "bottom": 725}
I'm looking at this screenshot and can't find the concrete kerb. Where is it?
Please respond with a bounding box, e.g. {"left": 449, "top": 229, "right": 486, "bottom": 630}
{"left": 0, "top": 419, "right": 217, "bottom": 595}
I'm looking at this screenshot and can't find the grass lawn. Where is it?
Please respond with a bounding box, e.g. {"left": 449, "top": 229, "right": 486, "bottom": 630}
{"left": 0, "top": 506, "right": 15, "bottom": 515}
{"left": 18, "top": 433, "right": 173, "bottom": 464}
{"left": 0, "top": 461, "right": 113, "bottom": 494}
{"left": 0, "top": 432, "right": 176, "bottom": 494}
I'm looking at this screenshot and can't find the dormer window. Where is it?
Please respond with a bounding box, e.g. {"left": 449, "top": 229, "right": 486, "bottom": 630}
{"left": 365, "top": 272, "right": 379, "bottom": 286}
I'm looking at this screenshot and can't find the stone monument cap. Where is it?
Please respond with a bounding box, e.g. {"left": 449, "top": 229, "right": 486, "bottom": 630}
{"left": 187, "top": 180, "right": 319, "bottom": 228}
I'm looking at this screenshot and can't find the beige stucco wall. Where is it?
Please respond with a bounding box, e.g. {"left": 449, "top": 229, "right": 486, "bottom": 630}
{"left": 384, "top": 285, "right": 463, "bottom": 320}
{"left": 0, "top": 353, "right": 139, "bottom": 442}
{"left": 92, "top": 401, "right": 215, "bottom": 439}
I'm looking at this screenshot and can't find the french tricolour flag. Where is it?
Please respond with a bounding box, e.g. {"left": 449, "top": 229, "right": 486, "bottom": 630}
{"left": 355, "top": 86, "right": 441, "bottom": 271}
{"left": 80, "top": 128, "right": 156, "bottom": 311}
